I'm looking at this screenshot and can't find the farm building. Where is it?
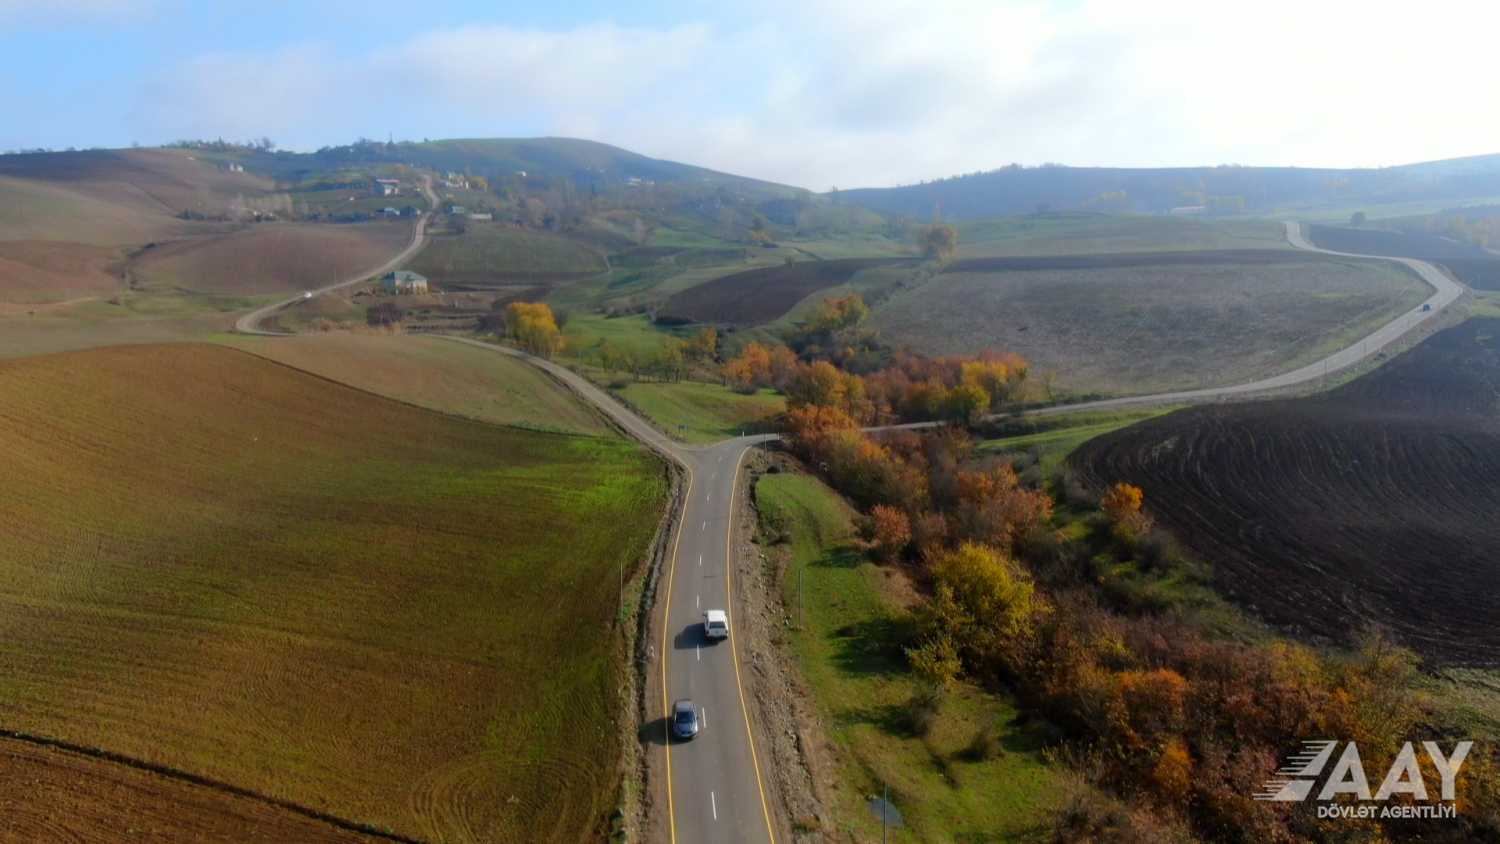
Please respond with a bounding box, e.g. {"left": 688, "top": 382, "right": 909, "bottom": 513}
{"left": 381, "top": 270, "right": 429, "bottom": 294}
{"left": 382, "top": 207, "right": 401, "bottom": 217}
{"left": 374, "top": 178, "right": 400, "bottom": 196}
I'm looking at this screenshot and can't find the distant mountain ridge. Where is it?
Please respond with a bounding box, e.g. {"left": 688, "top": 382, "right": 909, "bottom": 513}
{"left": 835, "top": 154, "right": 1500, "bottom": 220}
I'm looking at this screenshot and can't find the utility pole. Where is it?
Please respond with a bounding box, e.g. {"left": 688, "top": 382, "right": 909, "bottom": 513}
{"left": 883, "top": 782, "right": 889, "bottom": 844}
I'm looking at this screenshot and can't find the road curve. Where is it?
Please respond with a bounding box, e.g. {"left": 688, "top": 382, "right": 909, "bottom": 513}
{"left": 1006, "top": 221, "right": 1465, "bottom": 417}
{"left": 234, "top": 176, "right": 439, "bottom": 335}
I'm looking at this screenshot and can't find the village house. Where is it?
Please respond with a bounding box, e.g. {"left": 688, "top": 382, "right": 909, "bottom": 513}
{"left": 380, "top": 270, "right": 429, "bottom": 294}
{"left": 374, "top": 178, "right": 400, "bottom": 196}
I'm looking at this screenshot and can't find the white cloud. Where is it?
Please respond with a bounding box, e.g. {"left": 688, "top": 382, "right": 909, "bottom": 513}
{"left": 126, "top": 1, "right": 1500, "bottom": 188}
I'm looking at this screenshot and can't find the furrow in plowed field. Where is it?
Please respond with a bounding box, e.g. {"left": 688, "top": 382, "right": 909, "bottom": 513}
{"left": 1074, "top": 318, "right": 1500, "bottom": 665}
{"left": 0, "top": 343, "right": 667, "bottom": 840}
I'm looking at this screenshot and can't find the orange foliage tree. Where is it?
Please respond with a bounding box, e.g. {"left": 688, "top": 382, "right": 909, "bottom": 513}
{"left": 504, "top": 302, "right": 564, "bottom": 358}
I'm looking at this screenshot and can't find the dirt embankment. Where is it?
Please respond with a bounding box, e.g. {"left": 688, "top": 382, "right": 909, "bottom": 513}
{"left": 731, "top": 449, "right": 836, "bottom": 840}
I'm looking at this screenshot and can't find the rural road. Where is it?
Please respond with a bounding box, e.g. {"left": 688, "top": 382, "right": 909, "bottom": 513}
{"left": 234, "top": 176, "right": 438, "bottom": 335}
{"left": 1010, "top": 221, "right": 1465, "bottom": 417}
{"left": 434, "top": 336, "right": 781, "bottom": 844}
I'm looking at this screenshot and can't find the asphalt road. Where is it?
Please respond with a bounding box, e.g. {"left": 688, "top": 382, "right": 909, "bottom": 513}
{"left": 233, "top": 176, "right": 438, "bottom": 336}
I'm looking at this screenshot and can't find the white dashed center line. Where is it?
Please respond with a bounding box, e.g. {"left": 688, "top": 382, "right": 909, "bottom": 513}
{"left": 711, "top": 791, "right": 718, "bottom": 821}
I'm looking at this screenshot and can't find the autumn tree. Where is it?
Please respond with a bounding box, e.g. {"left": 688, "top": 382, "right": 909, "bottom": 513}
{"left": 869, "top": 504, "right": 911, "bottom": 562}
{"left": 914, "top": 542, "right": 1045, "bottom": 681}
{"left": 687, "top": 326, "right": 718, "bottom": 362}
{"left": 504, "top": 301, "right": 564, "bottom": 358}
{"left": 1100, "top": 481, "right": 1152, "bottom": 543}
{"left": 723, "top": 341, "right": 773, "bottom": 393}
{"left": 919, "top": 223, "right": 959, "bottom": 263}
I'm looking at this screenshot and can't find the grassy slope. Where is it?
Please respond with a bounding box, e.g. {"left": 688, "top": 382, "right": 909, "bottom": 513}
{"left": 0, "top": 174, "right": 196, "bottom": 246}
{"left": 756, "top": 472, "right": 1063, "bottom": 841}
{"left": 0, "top": 344, "right": 666, "bottom": 842}
{"left": 133, "top": 221, "right": 412, "bottom": 296}
{"left": 222, "top": 333, "right": 613, "bottom": 436}
{"left": 872, "top": 257, "right": 1427, "bottom": 397}
{"left": 978, "top": 407, "right": 1180, "bottom": 474}
{"left": 612, "top": 379, "right": 783, "bottom": 443}
{"left": 409, "top": 225, "right": 606, "bottom": 287}
{"left": 956, "top": 214, "right": 1289, "bottom": 257}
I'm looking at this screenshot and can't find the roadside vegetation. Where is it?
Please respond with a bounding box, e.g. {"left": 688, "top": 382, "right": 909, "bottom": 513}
{"left": 0, "top": 343, "right": 667, "bottom": 842}
{"left": 755, "top": 470, "right": 1066, "bottom": 841}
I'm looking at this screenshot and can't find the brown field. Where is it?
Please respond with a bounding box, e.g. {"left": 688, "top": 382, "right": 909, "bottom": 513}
{"left": 0, "top": 240, "right": 121, "bottom": 303}
{"left": 0, "top": 148, "right": 282, "bottom": 221}
{"left": 223, "top": 333, "right": 613, "bottom": 436}
{"left": 408, "top": 225, "right": 607, "bottom": 290}
{"left": 133, "top": 221, "right": 412, "bottom": 295}
{"left": 657, "top": 257, "right": 911, "bottom": 324}
{"left": 871, "top": 250, "right": 1427, "bottom": 396}
{"left": 1074, "top": 318, "right": 1500, "bottom": 666}
{"left": 0, "top": 344, "right": 667, "bottom": 841}
{"left": 0, "top": 175, "right": 199, "bottom": 247}
{"left": 0, "top": 738, "right": 377, "bottom": 843}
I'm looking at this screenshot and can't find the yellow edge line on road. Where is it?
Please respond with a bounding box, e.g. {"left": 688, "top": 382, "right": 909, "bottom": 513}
{"left": 724, "top": 448, "right": 778, "bottom": 843}
{"left": 660, "top": 465, "right": 693, "bottom": 844}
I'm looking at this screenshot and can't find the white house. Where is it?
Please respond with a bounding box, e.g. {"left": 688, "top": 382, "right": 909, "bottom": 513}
{"left": 380, "top": 270, "right": 429, "bottom": 294}
{"left": 374, "top": 178, "right": 400, "bottom": 196}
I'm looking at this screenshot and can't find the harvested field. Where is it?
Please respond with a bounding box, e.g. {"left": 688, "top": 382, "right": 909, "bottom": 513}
{"left": 0, "top": 240, "right": 121, "bottom": 303}
{"left": 0, "top": 175, "right": 199, "bottom": 246}
{"left": 223, "top": 333, "right": 613, "bottom": 436}
{"left": 956, "top": 214, "right": 1290, "bottom": 257}
{"left": 408, "top": 225, "right": 607, "bottom": 289}
{"left": 1309, "top": 224, "right": 1500, "bottom": 289}
{"left": 1073, "top": 318, "right": 1500, "bottom": 666}
{"left": 871, "top": 250, "right": 1427, "bottom": 396}
{"left": 0, "top": 344, "right": 667, "bottom": 841}
{"left": 0, "top": 738, "right": 377, "bottom": 843}
{"left": 133, "top": 222, "right": 412, "bottom": 296}
{"left": 657, "top": 257, "right": 911, "bottom": 325}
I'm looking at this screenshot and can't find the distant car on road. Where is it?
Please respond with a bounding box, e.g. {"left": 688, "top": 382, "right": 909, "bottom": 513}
{"left": 302, "top": 291, "right": 313, "bottom": 299}
{"left": 671, "top": 699, "right": 700, "bottom": 740}
{"left": 703, "top": 609, "right": 729, "bottom": 640}
{"left": 1421, "top": 303, "right": 1432, "bottom": 312}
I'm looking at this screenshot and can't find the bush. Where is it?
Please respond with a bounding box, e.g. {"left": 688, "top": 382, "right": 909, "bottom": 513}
{"left": 905, "top": 684, "right": 944, "bottom": 737}
{"left": 962, "top": 719, "right": 1003, "bottom": 761}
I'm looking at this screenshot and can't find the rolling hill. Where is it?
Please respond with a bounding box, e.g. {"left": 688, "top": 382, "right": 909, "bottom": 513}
{"left": 837, "top": 154, "right": 1500, "bottom": 220}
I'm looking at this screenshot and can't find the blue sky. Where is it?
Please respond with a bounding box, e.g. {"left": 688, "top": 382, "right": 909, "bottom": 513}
{"left": 2, "top": 1, "right": 1495, "bottom": 189}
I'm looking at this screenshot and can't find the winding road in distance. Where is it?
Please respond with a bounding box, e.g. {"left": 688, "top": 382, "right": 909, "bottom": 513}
{"left": 235, "top": 214, "right": 1465, "bottom": 843}
{"left": 234, "top": 176, "right": 438, "bottom": 336}
{"left": 1013, "top": 221, "right": 1465, "bottom": 417}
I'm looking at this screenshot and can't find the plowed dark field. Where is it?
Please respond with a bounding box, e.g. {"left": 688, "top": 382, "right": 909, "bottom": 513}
{"left": 658, "top": 257, "right": 909, "bottom": 324}
{"left": 1074, "top": 318, "right": 1500, "bottom": 666}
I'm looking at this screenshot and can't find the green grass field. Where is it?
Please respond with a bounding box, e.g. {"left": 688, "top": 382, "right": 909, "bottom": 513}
{"left": 0, "top": 343, "right": 666, "bottom": 842}
{"left": 222, "top": 332, "right": 614, "bottom": 436}
{"left": 978, "top": 407, "right": 1180, "bottom": 474}
{"left": 409, "top": 224, "right": 607, "bottom": 288}
{"left": 610, "top": 378, "right": 784, "bottom": 442}
{"left": 755, "top": 472, "right": 1064, "bottom": 841}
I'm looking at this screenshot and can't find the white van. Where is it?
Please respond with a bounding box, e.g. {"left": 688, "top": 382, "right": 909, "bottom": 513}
{"left": 703, "top": 609, "right": 729, "bottom": 640}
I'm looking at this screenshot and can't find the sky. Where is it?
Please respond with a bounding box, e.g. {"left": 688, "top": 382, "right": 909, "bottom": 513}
{"left": 1, "top": 0, "right": 1496, "bottom": 190}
